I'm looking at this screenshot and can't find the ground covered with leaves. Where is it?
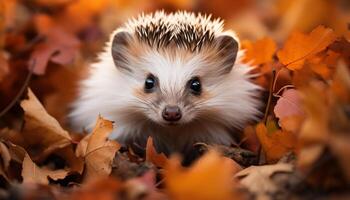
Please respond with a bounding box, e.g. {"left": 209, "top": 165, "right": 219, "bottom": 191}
{"left": 0, "top": 0, "right": 350, "bottom": 200}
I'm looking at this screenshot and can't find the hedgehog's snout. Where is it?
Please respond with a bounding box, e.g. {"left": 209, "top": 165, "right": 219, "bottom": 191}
{"left": 162, "top": 105, "right": 182, "bottom": 122}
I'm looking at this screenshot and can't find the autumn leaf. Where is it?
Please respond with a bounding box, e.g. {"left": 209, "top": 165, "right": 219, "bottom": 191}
{"left": 277, "top": 26, "right": 337, "bottom": 70}
{"left": 76, "top": 116, "right": 121, "bottom": 182}
{"left": 274, "top": 89, "right": 304, "bottom": 120}
{"left": 242, "top": 37, "right": 277, "bottom": 65}
{"left": 22, "top": 153, "right": 68, "bottom": 184}
{"left": 256, "top": 122, "right": 297, "bottom": 163}
{"left": 146, "top": 137, "right": 168, "bottom": 168}
{"left": 20, "top": 88, "right": 72, "bottom": 159}
{"left": 29, "top": 15, "right": 80, "bottom": 75}
{"left": 235, "top": 163, "right": 293, "bottom": 199}
{"left": 165, "top": 150, "right": 240, "bottom": 200}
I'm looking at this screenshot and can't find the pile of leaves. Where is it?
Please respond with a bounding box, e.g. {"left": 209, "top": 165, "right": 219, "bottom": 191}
{"left": 1, "top": 0, "right": 350, "bottom": 199}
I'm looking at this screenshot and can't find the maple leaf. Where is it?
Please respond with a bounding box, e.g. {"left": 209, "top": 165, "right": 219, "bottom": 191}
{"left": 76, "top": 116, "right": 121, "bottom": 182}
{"left": 146, "top": 137, "right": 168, "bottom": 168}
{"left": 277, "top": 26, "right": 337, "bottom": 70}
{"left": 165, "top": 150, "right": 240, "bottom": 200}
{"left": 242, "top": 37, "right": 277, "bottom": 65}
{"left": 256, "top": 122, "right": 297, "bottom": 163}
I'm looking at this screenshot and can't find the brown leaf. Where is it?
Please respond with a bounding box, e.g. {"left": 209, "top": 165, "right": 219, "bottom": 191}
{"left": 277, "top": 26, "right": 337, "bottom": 70}
{"left": 235, "top": 163, "right": 293, "bottom": 198}
{"left": 146, "top": 137, "right": 168, "bottom": 168}
{"left": 20, "top": 88, "right": 72, "bottom": 159}
{"left": 77, "top": 116, "right": 121, "bottom": 182}
{"left": 165, "top": 150, "right": 240, "bottom": 200}
{"left": 0, "top": 52, "right": 9, "bottom": 82}
{"left": 22, "top": 153, "right": 68, "bottom": 184}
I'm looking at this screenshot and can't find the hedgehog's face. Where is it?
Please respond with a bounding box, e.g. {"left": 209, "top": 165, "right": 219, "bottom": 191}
{"left": 111, "top": 30, "right": 243, "bottom": 126}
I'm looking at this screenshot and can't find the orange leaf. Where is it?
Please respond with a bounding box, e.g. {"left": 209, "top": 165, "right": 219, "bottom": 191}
{"left": 146, "top": 137, "right": 168, "bottom": 168}
{"left": 277, "top": 26, "right": 337, "bottom": 70}
{"left": 165, "top": 150, "right": 240, "bottom": 200}
{"left": 256, "top": 123, "right": 297, "bottom": 163}
{"left": 242, "top": 37, "right": 277, "bottom": 65}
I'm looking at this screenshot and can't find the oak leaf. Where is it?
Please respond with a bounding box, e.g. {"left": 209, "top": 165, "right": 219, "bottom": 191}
{"left": 277, "top": 26, "right": 337, "bottom": 70}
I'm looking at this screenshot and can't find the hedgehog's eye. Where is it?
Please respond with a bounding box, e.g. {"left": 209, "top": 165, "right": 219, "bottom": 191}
{"left": 144, "top": 75, "right": 156, "bottom": 92}
{"left": 189, "top": 77, "right": 201, "bottom": 95}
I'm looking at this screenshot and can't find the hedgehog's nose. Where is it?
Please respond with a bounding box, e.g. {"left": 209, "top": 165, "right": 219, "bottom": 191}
{"left": 162, "top": 105, "right": 182, "bottom": 122}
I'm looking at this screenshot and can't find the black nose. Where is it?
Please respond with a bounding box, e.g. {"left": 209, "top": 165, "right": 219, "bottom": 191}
{"left": 162, "top": 106, "right": 182, "bottom": 122}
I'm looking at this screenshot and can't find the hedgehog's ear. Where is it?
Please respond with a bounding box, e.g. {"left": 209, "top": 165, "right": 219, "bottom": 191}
{"left": 215, "top": 33, "right": 239, "bottom": 74}
{"left": 111, "top": 31, "right": 133, "bottom": 72}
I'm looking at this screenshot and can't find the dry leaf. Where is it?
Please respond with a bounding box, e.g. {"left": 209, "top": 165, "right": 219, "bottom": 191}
{"left": 242, "top": 37, "right": 277, "bottom": 65}
{"left": 235, "top": 163, "right": 293, "bottom": 198}
{"left": 274, "top": 89, "right": 304, "bottom": 120}
{"left": 277, "top": 26, "right": 337, "bottom": 70}
{"left": 29, "top": 15, "right": 80, "bottom": 75}
{"left": 256, "top": 123, "right": 297, "bottom": 163}
{"left": 77, "top": 116, "right": 121, "bottom": 182}
{"left": 146, "top": 137, "right": 168, "bottom": 168}
{"left": 20, "top": 88, "right": 72, "bottom": 159}
{"left": 165, "top": 150, "right": 240, "bottom": 200}
{"left": 22, "top": 153, "right": 68, "bottom": 184}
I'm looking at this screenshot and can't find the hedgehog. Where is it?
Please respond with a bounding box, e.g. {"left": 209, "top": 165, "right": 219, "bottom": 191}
{"left": 70, "top": 11, "right": 261, "bottom": 158}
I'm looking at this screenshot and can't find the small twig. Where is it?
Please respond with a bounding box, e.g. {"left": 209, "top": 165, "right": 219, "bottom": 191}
{"left": 263, "top": 68, "right": 277, "bottom": 124}
{"left": 0, "top": 62, "right": 35, "bottom": 118}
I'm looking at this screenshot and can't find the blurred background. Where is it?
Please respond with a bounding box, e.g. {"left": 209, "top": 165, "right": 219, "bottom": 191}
{"left": 0, "top": 0, "right": 349, "bottom": 129}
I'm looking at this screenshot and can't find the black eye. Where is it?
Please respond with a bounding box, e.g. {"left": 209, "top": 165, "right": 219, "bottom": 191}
{"left": 144, "top": 75, "right": 156, "bottom": 92}
{"left": 189, "top": 77, "right": 201, "bottom": 95}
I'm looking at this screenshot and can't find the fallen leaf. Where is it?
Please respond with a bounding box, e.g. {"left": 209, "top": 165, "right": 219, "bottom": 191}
{"left": 28, "top": 15, "right": 80, "bottom": 75}
{"left": 20, "top": 88, "right": 72, "bottom": 159}
{"left": 274, "top": 89, "right": 304, "bottom": 120}
{"left": 235, "top": 163, "right": 293, "bottom": 198}
{"left": 77, "top": 116, "right": 121, "bottom": 182}
{"left": 146, "top": 137, "right": 168, "bottom": 168}
{"left": 256, "top": 123, "right": 297, "bottom": 163}
{"left": 0, "top": 142, "right": 11, "bottom": 170}
{"left": 0, "top": 52, "right": 9, "bottom": 82}
{"left": 242, "top": 37, "right": 277, "bottom": 65}
{"left": 165, "top": 150, "right": 240, "bottom": 200}
{"left": 277, "top": 26, "right": 337, "bottom": 70}
{"left": 22, "top": 153, "right": 68, "bottom": 184}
